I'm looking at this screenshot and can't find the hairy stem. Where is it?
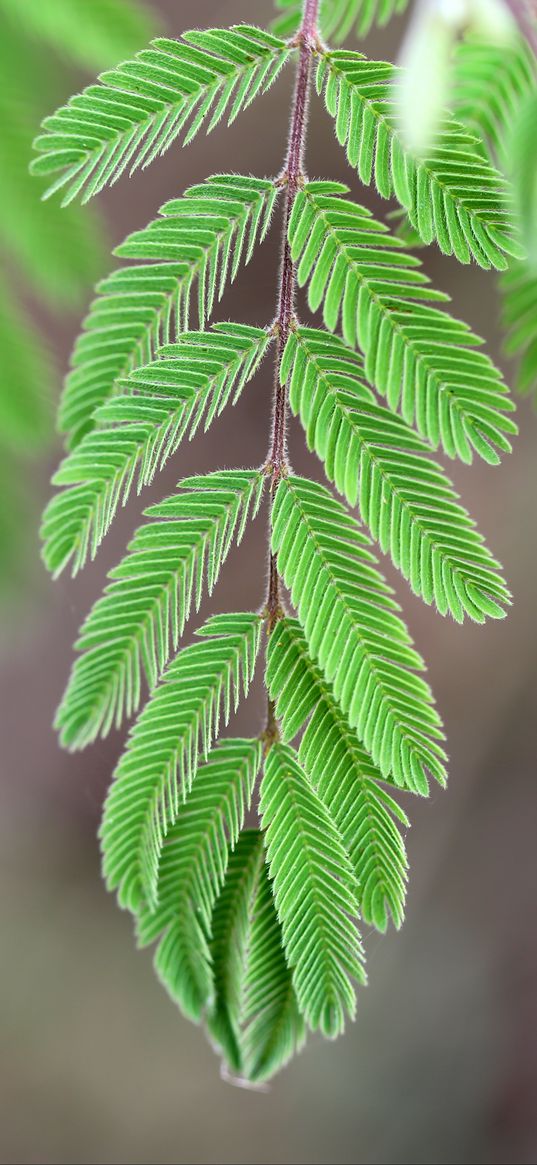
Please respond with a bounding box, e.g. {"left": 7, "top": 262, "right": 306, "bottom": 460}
{"left": 266, "top": 0, "right": 319, "bottom": 637}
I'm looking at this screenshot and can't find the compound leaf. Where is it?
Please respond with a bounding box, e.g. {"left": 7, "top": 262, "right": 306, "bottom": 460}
{"left": 100, "top": 612, "right": 262, "bottom": 913}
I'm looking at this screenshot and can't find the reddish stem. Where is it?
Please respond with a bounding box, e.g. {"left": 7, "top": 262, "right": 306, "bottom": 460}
{"left": 266, "top": 0, "right": 319, "bottom": 637}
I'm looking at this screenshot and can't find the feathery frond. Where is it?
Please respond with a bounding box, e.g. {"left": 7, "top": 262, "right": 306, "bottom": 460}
{"left": 282, "top": 327, "right": 510, "bottom": 621}
{"left": 42, "top": 324, "right": 271, "bottom": 577}
{"left": 272, "top": 0, "right": 409, "bottom": 40}
{"left": 272, "top": 475, "right": 447, "bottom": 794}
{"left": 100, "top": 612, "right": 262, "bottom": 913}
{"left": 61, "top": 175, "right": 278, "bottom": 447}
{"left": 203, "top": 828, "right": 305, "bottom": 1082}
{"left": 239, "top": 848, "right": 306, "bottom": 1082}
{"left": 260, "top": 743, "right": 365, "bottom": 1037}
{"left": 267, "top": 618, "right": 409, "bottom": 931}
{"left": 315, "top": 50, "right": 522, "bottom": 267}
{"left": 289, "top": 183, "right": 517, "bottom": 465}
{"left": 36, "top": 0, "right": 523, "bottom": 1082}
{"left": 31, "top": 26, "right": 291, "bottom": 204}
{"left": 205, "top": 829, "right": 266, "bottom": 1074}
{"left": 55, "top": 472, "right": 264, "bottom": 750}
{"left": 150, "top": 897, "right": 212, "bottom": 1025}
{"left": 135, "top": 740, "right": 261, "bottom": 1025}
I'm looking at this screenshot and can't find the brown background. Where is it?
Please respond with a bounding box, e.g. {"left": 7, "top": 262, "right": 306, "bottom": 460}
{"left": 1, "top": 2, "right": 536, "bottom": 1162}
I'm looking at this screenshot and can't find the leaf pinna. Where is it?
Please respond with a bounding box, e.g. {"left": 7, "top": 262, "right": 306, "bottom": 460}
{"left": 37, "top": 0, "right": 527, "bottom": 1083}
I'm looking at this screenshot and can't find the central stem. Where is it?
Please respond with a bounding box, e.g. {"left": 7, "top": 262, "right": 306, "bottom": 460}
{"left": 265, "top": 0, "right": 319, "bottom": 739}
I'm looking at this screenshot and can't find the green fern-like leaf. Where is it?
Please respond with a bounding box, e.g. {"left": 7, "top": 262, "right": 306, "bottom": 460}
{"left": 289, "top": 182, "right": 517, "bottom": 464}
{"left": 41, "top": 324, "right": 271, "bottom": 576}
{"left": 55, "top": 472, "right": 264, "bottom": 750}
{"left": 239, "top": 848, "right": 306, "bottom": 1082}
{"left": 101, "top": 612, "right": 262, "bottom": 913}
{"left": 200, "top": 827, "right": 304, "bottom": 1082}
{"left": 260, "top": 743, "right": 365, "bottom": 1037}
{"left": 282, "top": 326, "right": 510, "bottom": 621}
{"left": 272, "top": 475, "right": 447, "bottom": 794}
{"left": 315, "top": 50, "right": 522, "bottom": 267}
{"left": 205, "top": 828, "right": 266, "bottom": 1073}
{"left": 272, "top": 0, "right": 409, "bottom": 40}
{"left": 135, "top": 740, "right": 261, "bottom": 1026}
{"left": 267, "top": 618, "right": 409, "bottom": 931}
{"left": 36, "top": 0, "right": 525, "bottom": 1082}
{"left": 61, "top": 175, "right": 278, "bottom": 448}
{"left": 31, "top": 26, "right": 291, "bottom": 204}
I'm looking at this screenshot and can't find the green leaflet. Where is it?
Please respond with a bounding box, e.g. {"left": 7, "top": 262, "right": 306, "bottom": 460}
{"left": 55, "top": 472, "right": 265, "bottom": 749}
{"left": 42, "top": 324, "right": 271, "bottom": 576}
{"left": 316, "top": 49, "right": 522, "bottom": 267}
{"left": 61, "top": 175, "right": 278, "bottom": 447}
{"left": 289, "top": 183, "right": 517, "bottom": 465}
{"left": 239, "top": 848, "right": 306, "bottom": 1082}
{"left": 260, "top": 743, "right": 365, "bottom": 1037}
{"left": 282, "top": 327, "right": 511, "bottom": 622}
{"left": 31, "top": 26, "right": 291, "bottom": 203}
{"left": 205, "top": 829, "right": 266, "bottom": 1074}
{"left": 271, "top": 475, "right": 447, "bottom": 794}
{"left": 272, "top": 0, "right": 409, "bottom": 40}
{"left": 100, "top": 612, "right": 262, "bottom": 913}
{"left": 267, "top": 619, "right": 409, "bottom": 932}
{"left": 135, "top": 740, "right": 261, "bottom": 1027}
{"left": 204, "top": 828, "right": 305, "bottom": 1083}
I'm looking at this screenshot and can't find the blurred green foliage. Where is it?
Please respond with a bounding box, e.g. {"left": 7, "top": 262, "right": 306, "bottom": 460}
{"left": 0, "top": 0, "right": 159, "bottom": 595}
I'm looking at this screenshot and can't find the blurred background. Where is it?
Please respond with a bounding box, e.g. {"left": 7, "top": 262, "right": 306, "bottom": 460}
{"left": 1, "top": 1, "right": 536, "bottom": 1162}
